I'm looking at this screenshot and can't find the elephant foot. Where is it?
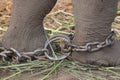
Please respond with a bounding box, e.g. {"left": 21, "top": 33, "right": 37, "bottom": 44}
{"left": 72, "top": 41, "right": 120, "bottom": 66}
{"left": 2, "top": 0, "right": 57, "bottom": 52}
{"left": 2, "top": 25, "right": 46, "bottom": 52}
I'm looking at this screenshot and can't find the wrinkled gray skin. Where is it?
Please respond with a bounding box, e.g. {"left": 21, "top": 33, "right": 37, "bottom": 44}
{"left": 3, "top": 0, "right": 57, "bottom": 51}
{"left": 2, "top": 0, "right": 120, "bottom": 67}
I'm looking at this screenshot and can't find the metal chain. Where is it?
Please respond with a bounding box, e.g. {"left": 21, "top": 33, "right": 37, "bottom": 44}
{"left": 0, "top": 48, "right": 47, "bottom": 63}
{"left": 44, "top": 31, "right": 116, "bottom": 60}
{"left": 72, "top": 31, "right": 116, "bottom": 52}
{"left": 0, "top": 31, "right": 116, "bottom": 62}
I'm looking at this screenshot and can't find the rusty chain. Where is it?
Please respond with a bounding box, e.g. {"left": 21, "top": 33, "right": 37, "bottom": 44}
{"left": 0, "top": 31, "right": 116, "bottom": 62}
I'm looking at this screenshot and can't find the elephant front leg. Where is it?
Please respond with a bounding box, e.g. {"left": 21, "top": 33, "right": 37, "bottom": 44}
{"left": 2, "top": 0, "right": 57, "bottom": 52}
{"left": 72, "top": 0, "right": 120, "bottom": 66}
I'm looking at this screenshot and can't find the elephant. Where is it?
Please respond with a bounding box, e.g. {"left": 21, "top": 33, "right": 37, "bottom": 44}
{"left": 2, "top": 0, "right": 120, "bottom": 67}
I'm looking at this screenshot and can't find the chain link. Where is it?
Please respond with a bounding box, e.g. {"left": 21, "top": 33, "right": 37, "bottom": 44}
{"left": 0, "top": 31, "right": 116, "bottom": 62}
{"left": 44, "top": 34, "right": 72, "bottom": 61}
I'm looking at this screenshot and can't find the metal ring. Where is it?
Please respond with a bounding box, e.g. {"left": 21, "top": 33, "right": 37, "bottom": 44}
{"left": 44, "top": 34, "right": 72, "bottom": 61}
